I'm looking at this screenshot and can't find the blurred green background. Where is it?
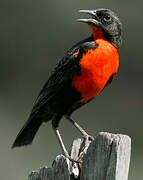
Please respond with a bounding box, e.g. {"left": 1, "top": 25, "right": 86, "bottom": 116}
{"left": 0, "top": 0, "right": 143, "bottom": 179}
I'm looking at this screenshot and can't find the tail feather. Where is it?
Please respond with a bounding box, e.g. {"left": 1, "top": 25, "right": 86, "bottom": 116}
{"left": 12, "top": 117, "right": 42, "bottom": 148}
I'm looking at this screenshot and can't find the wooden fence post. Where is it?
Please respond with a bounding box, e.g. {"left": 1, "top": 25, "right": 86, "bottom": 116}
{"left": 28, "top": 132, "right": 131, "bottom": 180}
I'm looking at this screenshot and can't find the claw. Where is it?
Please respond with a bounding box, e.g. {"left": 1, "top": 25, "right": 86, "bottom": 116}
{"left": 83, "top": 134, "right": 94, "bottom": 141}
{"left": 88, "top": 135, "right": 94, "bottom": 141}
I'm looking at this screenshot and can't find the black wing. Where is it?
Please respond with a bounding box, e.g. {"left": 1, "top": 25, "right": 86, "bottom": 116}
{"left": 31, "top": 36, "right": 97, "bottom": 115}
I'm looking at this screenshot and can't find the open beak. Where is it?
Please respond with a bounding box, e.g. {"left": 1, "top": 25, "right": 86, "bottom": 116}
{"left": 77, "top": 10, "right": 101, "bottom": 27}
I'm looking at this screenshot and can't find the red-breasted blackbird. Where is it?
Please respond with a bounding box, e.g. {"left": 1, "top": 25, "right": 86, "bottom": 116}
{"left": 12, "top": 9, "right": 122, "bottom": 161}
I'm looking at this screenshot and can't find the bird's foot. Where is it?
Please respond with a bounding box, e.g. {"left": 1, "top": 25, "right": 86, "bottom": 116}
{"left": 64, "top": 152, "right": 81, "bottom": 163}
{"left": 83, "top": 134, "right": 94, "bottom": 141}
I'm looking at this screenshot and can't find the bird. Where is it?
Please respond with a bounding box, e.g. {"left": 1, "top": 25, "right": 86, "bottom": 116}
{"left": 12, "top": 8, "right": 122, "bottom": 161}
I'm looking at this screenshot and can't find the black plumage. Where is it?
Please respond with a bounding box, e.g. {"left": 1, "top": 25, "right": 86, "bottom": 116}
{"left": 12, "top": 36, "right": 98, "bottom": 148}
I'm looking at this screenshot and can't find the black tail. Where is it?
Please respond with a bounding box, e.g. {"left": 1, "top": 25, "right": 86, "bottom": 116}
{"left": 12, "top": 117, "right": 42, "bottom": 148}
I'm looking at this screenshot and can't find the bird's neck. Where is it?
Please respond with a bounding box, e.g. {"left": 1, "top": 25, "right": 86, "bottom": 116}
{"left": 90, "top": 25, "right": 105, "bottom": 41}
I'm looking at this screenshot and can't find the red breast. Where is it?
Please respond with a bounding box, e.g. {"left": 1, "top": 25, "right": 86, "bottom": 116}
{"left": 72, "top": 39, "right": 119, "bottom": 102}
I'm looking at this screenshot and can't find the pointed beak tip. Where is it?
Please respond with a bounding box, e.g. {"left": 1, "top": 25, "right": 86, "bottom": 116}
{"left": 78, "top": 10, "right": 88, "bottom": 13}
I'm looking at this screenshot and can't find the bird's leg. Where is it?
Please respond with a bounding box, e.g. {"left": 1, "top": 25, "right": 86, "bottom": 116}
{"left": 65, "top": 116, "right": 94, "bottom": 141}
{"left": 52, "top": 126, "right": 80, "bottom": 163}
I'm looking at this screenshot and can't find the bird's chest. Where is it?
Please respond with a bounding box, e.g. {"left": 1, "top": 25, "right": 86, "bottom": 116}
{"left": 72, "top": 40, "right": 119, "bottom": 102}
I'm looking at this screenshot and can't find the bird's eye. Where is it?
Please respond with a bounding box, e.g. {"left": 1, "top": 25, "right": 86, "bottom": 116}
{"left": 103, "top": 15, "right": 112, "bottom": 22}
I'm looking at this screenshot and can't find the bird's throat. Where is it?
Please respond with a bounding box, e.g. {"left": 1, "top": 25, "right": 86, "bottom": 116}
{"left": 90, "top": 25, "right": 105, "bottom": 41}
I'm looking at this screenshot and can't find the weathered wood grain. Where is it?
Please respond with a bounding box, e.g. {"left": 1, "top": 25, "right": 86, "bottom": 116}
{"left": 28, "top": 132, "right": 131, "bottom": 180}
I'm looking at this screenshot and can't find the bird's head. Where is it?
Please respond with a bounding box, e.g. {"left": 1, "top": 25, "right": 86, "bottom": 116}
{"left": 78, "top": 8, "right": 122, "bottom": 49}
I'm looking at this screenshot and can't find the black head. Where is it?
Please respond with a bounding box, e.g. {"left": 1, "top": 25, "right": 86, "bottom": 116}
{"left": 78, "top": 8, "right": 122, "bottom": 49}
